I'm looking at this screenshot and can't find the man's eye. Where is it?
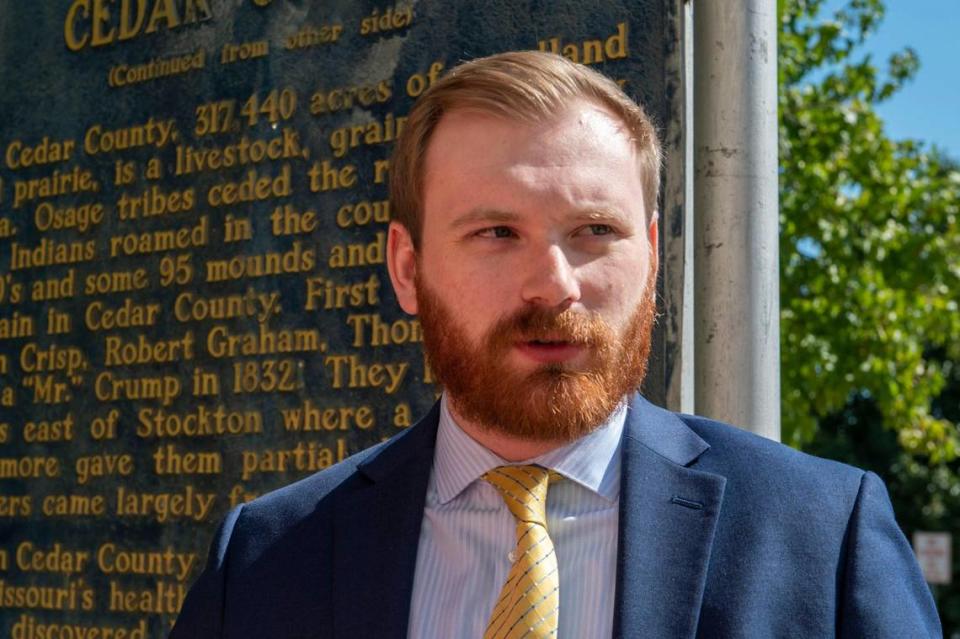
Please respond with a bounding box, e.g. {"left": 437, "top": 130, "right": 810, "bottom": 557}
{"left": 583, "top": 224, "right": 614, "bottom": 236}
{"left": 477, "top": 226, "right": 515, "bottom": 239}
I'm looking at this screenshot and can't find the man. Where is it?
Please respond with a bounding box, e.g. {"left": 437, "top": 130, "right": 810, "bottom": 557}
{"left": 171, "top": 51, "right": 940, "bottom": 638}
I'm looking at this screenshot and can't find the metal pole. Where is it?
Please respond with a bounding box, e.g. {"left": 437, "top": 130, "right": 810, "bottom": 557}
{"left": 693, "top": 0, "right": 781, "bottom": 440}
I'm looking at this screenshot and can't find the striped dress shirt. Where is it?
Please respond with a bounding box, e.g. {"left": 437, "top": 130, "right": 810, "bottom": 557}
{"left": 408, "top": 395, "right": 625, "bottom": 638}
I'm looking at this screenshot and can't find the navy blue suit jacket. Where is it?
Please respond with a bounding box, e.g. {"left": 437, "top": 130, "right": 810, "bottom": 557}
{"left": 170, "top": 396, "right": 941, "bottom": 637}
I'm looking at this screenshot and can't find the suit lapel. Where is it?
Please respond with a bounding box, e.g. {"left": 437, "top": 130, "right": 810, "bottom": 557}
{"left": 613, "top": 397, "right": 727, "bottom": 639}
{"left": 331, "top": 403, "right": 440, "bottom": 639}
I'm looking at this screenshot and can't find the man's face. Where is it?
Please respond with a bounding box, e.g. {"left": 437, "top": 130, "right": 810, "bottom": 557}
{"left": 388, "top": 99, "right": 659, "bottom": 443}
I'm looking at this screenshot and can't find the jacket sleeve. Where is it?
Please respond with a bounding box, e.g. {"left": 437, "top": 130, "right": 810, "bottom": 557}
{"left": 168, "top": 504, "right": 245, "bottom": 639}
{"left": 839, "top": 471, "right": 942, "bottom": 637}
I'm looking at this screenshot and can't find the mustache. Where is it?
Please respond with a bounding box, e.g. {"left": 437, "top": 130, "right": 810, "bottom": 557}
{"left": 488, "top": 306, "right": 612, "bottom": 347}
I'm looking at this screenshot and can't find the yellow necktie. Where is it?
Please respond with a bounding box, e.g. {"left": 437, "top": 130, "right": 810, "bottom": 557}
{"left": 483, "top": 465, "right": 559, "bottom": 639}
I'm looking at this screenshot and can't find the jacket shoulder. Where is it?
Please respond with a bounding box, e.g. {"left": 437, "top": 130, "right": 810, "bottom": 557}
{"left": 228, "top": 400, "right": 439, "bottom": 550}
{"left": 673, "top": 413, "right": 939, "bottom": 637}
{"left": 242, "top": 438, "right": 386, "bottom": 519}
{"left": 680, "top": 412, "right": 863, "bottom": 480}
{"left": 676, "top": 412, "right": 867, "bottom": 519}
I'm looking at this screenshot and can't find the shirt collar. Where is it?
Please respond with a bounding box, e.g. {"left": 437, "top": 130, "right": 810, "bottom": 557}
{"left": 432, "top": 394, "right": 625, "bottom": 505}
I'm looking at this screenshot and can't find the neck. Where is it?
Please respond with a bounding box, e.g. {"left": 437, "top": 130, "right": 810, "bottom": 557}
{"left": 446, "top": 401, "right": 568, "bottom": 462}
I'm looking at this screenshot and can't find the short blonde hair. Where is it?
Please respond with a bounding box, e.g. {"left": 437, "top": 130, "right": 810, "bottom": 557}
{"left": 390, "top": 50, "right": 662, "bottom": 248}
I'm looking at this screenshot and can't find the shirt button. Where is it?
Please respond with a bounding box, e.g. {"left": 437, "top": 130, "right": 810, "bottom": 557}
{"left": 508, "top": 551, "right": 516, "bottom": 562}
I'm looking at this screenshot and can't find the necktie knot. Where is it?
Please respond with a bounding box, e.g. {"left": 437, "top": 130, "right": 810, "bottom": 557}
{"left": 483, "top": 465, "right": 551, "bottom": 527}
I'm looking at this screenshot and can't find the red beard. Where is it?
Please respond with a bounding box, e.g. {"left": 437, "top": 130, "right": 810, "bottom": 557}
{"left": 415, "top": 269, "right": 656, "bottom": 443}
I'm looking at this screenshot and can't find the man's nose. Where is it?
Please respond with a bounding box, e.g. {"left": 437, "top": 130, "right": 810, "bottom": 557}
{"left": 520, "top": 244, "right": 581, "bottom": 308}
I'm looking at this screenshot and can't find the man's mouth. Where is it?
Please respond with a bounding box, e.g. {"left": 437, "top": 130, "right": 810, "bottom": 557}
{"left": 515, "top": 338, "right": 584, "bottom": 363}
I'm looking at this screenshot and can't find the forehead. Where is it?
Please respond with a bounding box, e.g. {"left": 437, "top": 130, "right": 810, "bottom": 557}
{"left": 425, "top": 99, "right": 635, "bottom": 171}
{"left": 421, "top": 100, "right": 644, "bottom": 223}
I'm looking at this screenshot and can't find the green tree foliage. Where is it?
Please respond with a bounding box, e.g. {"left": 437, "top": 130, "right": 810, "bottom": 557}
{"left": 780, "top": 0, "right": 960, "bottom": 629}
{"left": 779, "top": 0, "right": 960, "bottom": 458}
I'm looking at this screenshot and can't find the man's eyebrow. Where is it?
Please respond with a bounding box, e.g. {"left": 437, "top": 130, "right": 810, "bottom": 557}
{"left": 449, "top": 208, "right": 521, "bottom": 229}
{"left": 570, "top": 208, "right": 629, "bottom": 222}
{"left": 449, "top": 207, "right": 633, "bottom": 229}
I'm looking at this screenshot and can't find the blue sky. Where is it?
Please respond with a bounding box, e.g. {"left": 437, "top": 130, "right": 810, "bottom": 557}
{"left": 826, "top": 0, "right": 960, "bottom": 159}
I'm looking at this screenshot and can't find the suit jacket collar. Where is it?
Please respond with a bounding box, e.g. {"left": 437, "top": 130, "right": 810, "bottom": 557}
{"left": 331, "top": 402, "right": 440, "bottom": 639}
{"left": 613, "top": 396, "right": 726, "bottom": 638}
{"left": 329, "top": 396, "right": 726, "bottom": 639}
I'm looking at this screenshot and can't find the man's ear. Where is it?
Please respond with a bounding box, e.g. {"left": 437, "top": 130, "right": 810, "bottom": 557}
{"left": 387, "top": 220, "right": 418, "bottom": 314}
{"left": 648, "top": 211, "right": 660, "bottom": 280}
